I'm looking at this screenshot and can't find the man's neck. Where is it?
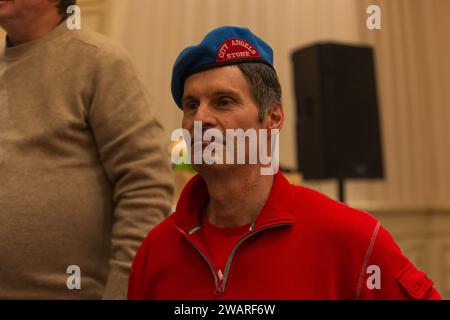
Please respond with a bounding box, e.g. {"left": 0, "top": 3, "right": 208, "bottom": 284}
{"left": 201, "top": 167, "right": 274, "bottom": 228}
{"left": 2, "top": 13, "right": 62, "bottom": 46}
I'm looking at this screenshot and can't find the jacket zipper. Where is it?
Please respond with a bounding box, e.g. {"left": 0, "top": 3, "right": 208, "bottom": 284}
{"left": 178, "top": 222, "right": 293, "bottom": 296}
{"left": 177, "top": 227, "right": 219, "bottom": 289}
{"left": 219, "top": 223, "right": 293, "bottom": 295}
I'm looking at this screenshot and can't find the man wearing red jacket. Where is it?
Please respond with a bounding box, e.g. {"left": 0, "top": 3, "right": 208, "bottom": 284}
{"left": 128, "top": 26, "right": 441, "bottom": 300}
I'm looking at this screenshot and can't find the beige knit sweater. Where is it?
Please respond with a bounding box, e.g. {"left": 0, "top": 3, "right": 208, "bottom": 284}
{"left": 0, "top": 23, "right": 174, "bottom": 299}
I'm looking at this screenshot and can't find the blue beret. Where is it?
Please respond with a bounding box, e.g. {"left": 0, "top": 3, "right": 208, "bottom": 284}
{"left": 171, "top": 26, "right": 274, "bottom": 109}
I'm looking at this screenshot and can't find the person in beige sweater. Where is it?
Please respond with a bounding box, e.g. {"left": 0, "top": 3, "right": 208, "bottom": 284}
{"left": 0, "top": 0, "right": 174, "bottom": 299}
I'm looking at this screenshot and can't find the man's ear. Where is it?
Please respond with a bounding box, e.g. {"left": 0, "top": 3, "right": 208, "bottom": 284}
{"left": 265, "top": 103, "right": 284, "bottom": 131}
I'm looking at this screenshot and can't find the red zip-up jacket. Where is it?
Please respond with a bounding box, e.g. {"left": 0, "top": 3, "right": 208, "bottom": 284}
{"left": 128, "top": 172, "right": 441, "bottom": 300}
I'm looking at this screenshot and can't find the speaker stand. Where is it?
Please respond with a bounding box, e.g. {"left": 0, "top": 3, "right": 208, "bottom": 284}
{"left": 337, "top": 176, "right": 346, "bottom": 203}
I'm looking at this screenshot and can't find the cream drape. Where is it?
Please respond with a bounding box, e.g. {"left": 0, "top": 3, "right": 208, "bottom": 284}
{"left": 355, "top": 0, "right": 450, "bottom": 210}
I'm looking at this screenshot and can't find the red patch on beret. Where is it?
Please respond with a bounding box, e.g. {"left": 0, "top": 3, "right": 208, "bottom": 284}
{"left": 216, "top": 38, "right": 261, "bottom": 63}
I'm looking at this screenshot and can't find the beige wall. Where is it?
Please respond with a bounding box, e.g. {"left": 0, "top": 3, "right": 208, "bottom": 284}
{"left": 351, "top": 0, "right": 450, "bottom": 211}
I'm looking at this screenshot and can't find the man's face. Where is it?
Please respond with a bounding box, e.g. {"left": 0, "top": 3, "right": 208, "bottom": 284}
{"left": 0, "top": 0, "right": 56, "bottom": 23}
{"left": 181, "top": 65, "right": 266, "bottom": 171}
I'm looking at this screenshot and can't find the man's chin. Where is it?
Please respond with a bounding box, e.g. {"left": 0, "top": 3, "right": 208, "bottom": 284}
{"left": 192, "top": 163, "right": 230, "bottom": 174}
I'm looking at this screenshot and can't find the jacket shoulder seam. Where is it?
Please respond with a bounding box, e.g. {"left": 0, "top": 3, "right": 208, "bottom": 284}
{"left": 355, "top": 221, "right": 381, "bottom": 299}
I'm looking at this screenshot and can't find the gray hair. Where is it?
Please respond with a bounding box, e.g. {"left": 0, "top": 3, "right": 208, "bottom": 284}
{"left": 237, "top": 62, "right": 282, "bottom": 122}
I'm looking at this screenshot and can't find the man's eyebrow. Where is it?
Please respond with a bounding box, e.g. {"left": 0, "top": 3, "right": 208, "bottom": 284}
{"left": 181, "top": 95, "right": 198, "bottom": 103}
{"left": 211, "top": 90, "right": 241, "bottom": 99}
{"left": 182, "top": 90, "right": 241, "bottom": 102}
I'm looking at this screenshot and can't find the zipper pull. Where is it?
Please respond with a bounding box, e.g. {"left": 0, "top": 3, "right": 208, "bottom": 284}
{"left": 213, "top": 269, "right": 224, "bottom": 296}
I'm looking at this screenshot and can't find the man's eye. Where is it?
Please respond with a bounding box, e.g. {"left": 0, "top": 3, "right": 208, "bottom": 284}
{"left": 184, "top": 102, "right": 199, "bottom": 110}
{"left": 217, "top": 98, "right": 232, "bottom": 107}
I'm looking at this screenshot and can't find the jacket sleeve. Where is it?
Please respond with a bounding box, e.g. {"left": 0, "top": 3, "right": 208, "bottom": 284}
{"left": 88, "top": 45, "right": 174, "bottom": 299}
{"left": 127, "top": 238, "right": 150, "bottom": 300}
{"left": 357, "top": 224, "right": 441, "bottom": 300}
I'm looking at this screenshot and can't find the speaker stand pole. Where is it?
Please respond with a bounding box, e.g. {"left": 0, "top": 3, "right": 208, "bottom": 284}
{"left": 338, "top": 176, "right": 345, "bottom": 203}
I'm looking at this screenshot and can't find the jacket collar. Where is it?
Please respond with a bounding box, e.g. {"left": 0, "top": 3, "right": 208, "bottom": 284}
{"left": 173, "top": 171, "right": 296, "bottom": 233}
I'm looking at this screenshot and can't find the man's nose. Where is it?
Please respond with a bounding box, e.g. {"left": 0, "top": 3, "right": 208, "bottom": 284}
{"left": 193, "top": 103, "right": 215, "bottom": 129}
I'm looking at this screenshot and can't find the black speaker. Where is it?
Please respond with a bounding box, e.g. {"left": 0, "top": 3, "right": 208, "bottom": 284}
{"left": 292, "top": 43, "right": 384, "bottom": 180}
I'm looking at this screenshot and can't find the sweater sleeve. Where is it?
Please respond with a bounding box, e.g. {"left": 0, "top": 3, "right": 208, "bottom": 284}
{"left": 127, "top": 238, "right": 149, "bottom": 300}
{"left": 88, "top": 45, "right": 174, "bottom": 299}
{"left": 357, "top": 224, "right": 441, "bottom": 300}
